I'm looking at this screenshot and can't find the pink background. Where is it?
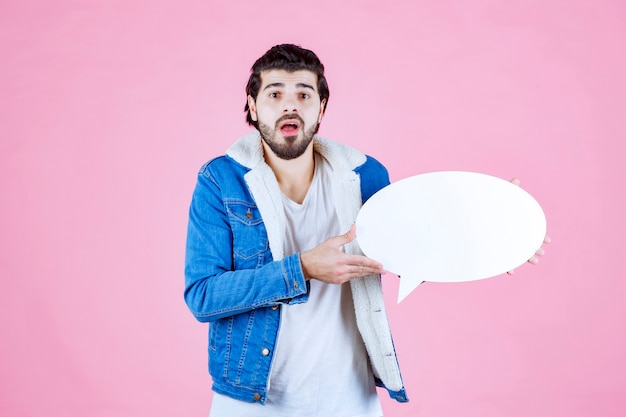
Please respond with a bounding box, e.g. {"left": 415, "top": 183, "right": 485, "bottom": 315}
{"left": 2, "top": 1, "right": 625, "bottom": 416}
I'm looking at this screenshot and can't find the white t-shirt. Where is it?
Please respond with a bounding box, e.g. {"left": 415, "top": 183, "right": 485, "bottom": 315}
{"left": 210, "top": 153, "right": 382, "bottom": 417}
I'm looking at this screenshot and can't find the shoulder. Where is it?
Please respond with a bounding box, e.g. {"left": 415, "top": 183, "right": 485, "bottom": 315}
{"left": 313, "top": 136, "right": 390, "bottom": 201}
{"left": 195, "top": 132, "right": 265, "bottom": 182}
{"left": 197, "top": 155, "right": 248, "bottom": 186}
{"left": 313, "top": 136, "right": 387, "bottom": 173}
{"left": 355, "top": 155, "right": 390, "bottom": 202}
{"left": 356, "top": 154, "right": 388, "bottom": 176}
{"left": 313, "top": 136, "right": 366, "bottom": 169}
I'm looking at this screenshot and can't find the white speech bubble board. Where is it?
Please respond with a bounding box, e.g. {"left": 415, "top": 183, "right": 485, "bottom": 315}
{"left": 356, "top": 171, "right": 547, "bottom": 303}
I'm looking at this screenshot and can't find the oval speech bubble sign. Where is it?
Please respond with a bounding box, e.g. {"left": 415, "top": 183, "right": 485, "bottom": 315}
{"left": 356, "top": 171, "right": 547, "bottom": 303}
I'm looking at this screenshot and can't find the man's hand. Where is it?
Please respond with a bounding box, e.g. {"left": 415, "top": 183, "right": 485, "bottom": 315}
{"left": 507, "top": 178, "right": 551, "bottom": 275}
{"left": 300, "top": 225, "right": 385, "bottom": 284}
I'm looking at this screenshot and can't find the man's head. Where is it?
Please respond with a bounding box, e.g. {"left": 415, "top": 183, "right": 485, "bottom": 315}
{"left": 245, "top": 44, "right": 330, "bottom": 129}
{"left": 245, "top": 44, "right": 330, "bottom": 160}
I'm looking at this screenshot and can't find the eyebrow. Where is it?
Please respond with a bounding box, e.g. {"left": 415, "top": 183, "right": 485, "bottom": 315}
{"left": 262, "top": 82, "right": 316, "bottom": 91}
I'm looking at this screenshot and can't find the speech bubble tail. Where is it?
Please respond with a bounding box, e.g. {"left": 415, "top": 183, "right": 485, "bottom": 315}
{"left": 397, "top": 277, "right": 423, "bottom": 303}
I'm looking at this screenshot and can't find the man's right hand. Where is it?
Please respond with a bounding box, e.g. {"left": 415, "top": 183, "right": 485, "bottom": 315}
{"left": 300, "top": 225, "right": 385, "bottom": 284}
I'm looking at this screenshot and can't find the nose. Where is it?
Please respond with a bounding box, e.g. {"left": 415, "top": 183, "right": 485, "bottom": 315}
{"left": 282, "top": 97, "right": 298, "bottom": 113}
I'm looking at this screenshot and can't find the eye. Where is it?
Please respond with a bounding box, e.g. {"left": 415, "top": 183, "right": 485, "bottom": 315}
{"left": 269, "top": 92, "right": 279, "bottom": 98}
{"left": 300, "top": 93, "right": 310, "bottom": 99}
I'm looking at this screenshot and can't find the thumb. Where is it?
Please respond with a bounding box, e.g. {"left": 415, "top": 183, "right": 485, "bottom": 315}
{"left": 329, "top": 224, "right": 357, "bottom": 248}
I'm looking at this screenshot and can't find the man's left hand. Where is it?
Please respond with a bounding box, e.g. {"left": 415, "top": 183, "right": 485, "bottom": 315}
{"left": 507, "top": 177, "right": 551, "bottom": 275}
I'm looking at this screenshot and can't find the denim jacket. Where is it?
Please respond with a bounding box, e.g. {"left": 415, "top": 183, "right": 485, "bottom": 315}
{"left": 184, "top": 132, "right": 408, "bottom": 404}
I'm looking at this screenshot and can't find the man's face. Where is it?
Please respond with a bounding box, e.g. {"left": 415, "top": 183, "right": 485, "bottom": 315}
{"left": 248, "top": 69, "right": 326, "bottom": 160}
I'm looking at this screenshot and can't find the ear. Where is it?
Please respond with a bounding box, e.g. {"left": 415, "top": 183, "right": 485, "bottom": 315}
{"left": 318, "top": 99, "right": 326, "bottom": 124}
{"left": 247, "top": 95, "right": 258, "bottom": 121}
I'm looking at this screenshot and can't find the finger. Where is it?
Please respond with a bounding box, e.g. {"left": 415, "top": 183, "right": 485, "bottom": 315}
{"left": 352, "top": 263, "right": 383, "bottom": 278}
{"left": 528, "top": 255, "right": 539, "bottom": 265}
{"left": 544, "top": 235, "right": 552, "bottom": 244}
{"left": 535, "top": 248, "right": 546, "bottom": 257}
{"left": 345, "top": 253, "right": 383, "bottom": 269}
{"left": 344, "top": 256, "right": 384, "bottom": 278}
{"left": 340, "top": 224, "right": 357, "bottom": 244}
{"left": 510, "top": 178, "right": 521, "bottom": 186}
{"left": 507, "top": 269, "right": 515, "bottom": 275}
{"left": 326, "top": 225, "right": 357, "bottom": 248}
{"left": 345, "top": 224, "right": 357, "bottom": 240}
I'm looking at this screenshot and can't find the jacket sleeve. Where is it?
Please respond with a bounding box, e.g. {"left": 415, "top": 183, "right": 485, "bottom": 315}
{"left": 184, "top": 167, "right": 308, "bottom": 322}
{"left": 357, "top": 155, "right": 391, "bottom": 203}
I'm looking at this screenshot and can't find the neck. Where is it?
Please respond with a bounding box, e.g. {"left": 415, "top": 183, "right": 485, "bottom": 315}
{"left": 263, "top": 143, "right": 315, "bottom": 204}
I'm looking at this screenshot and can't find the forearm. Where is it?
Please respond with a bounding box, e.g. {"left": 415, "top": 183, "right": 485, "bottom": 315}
{"left": 184, "top": 252, "right": 308, "bottom": 322}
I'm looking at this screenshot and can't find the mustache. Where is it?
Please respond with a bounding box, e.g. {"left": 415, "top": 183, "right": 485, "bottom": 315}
{"left": 275, "top": 113, "right": 305, "bottom": 126}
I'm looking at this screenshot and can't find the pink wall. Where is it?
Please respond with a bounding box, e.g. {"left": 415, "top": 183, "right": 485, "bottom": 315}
{"left": 2, "top": 1, "right": 625, "bottom": 416}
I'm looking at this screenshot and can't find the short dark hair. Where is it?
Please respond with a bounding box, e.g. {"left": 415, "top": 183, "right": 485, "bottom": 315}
{"left": 244, "top": 44, "right": 330, "bottom": 129}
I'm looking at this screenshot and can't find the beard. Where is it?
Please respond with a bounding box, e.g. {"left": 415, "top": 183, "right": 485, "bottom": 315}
{"left": 258, "top": 114, "right": 319, "bottom": 160}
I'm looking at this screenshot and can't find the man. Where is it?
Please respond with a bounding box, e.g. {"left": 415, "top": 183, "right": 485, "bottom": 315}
{"left": 184, "top": 44, "right": 407, "bottom": 416}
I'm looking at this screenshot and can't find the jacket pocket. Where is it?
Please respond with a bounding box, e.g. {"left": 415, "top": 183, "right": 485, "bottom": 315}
{"left": 225, "top": 201, "right": 269, "bottom": 261}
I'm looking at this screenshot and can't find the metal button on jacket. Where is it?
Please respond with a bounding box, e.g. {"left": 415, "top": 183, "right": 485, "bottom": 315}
{"left": 261, "top": 348, "right": 270, "bottom": 356}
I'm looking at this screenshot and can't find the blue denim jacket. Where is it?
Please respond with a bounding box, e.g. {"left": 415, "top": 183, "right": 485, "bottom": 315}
{"left": 184, "top": 132, "right": 408, "bottom": 404}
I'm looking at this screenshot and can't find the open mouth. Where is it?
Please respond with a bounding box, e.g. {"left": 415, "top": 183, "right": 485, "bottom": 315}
{"left": 278, "top": 119, "right": 301, "bottom": 135}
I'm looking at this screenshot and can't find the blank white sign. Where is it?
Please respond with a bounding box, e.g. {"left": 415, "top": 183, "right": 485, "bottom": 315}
{"left": 356, "top": 171, "right": 547, "bottom": 302}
